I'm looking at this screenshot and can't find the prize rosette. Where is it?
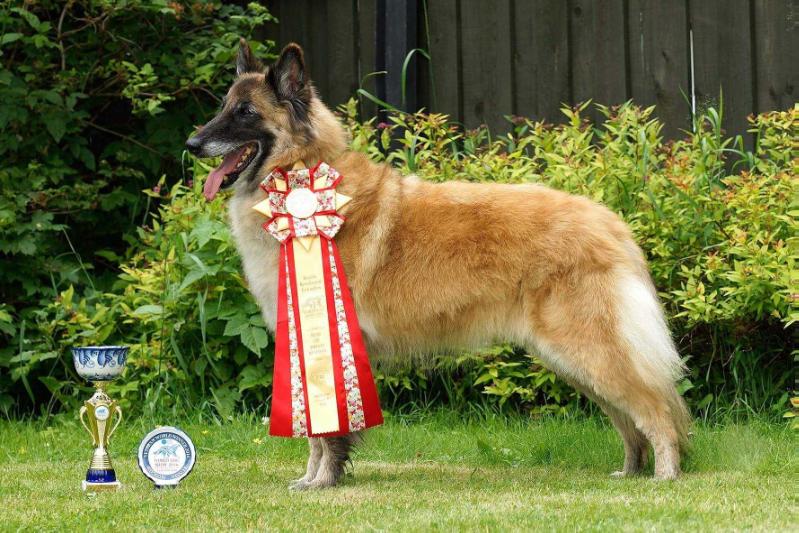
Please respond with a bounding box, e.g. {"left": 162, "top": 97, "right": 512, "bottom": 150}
{"left": 252, "top": 161, "right": 383, "bottom": 437}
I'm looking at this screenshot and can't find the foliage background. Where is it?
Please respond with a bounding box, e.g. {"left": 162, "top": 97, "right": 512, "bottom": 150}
{"left": 0, "top": 0, "right": 275, "bottom": 415}
{"left": 0, "top": 1, "right": 795, "bottom": 422}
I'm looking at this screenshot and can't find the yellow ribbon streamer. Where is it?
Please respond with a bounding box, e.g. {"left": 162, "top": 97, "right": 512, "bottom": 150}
{"left": 292, "top": 236, "right": 339, "bottom": 434}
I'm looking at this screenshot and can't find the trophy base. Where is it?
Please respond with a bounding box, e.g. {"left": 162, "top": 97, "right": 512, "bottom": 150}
{"left": 82, "top": 480, "right": 121, "bottom": 492}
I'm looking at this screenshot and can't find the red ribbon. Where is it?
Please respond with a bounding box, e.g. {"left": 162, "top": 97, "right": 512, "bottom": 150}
{"left": 258, "top": 162, "right": 383, "bottom": 437}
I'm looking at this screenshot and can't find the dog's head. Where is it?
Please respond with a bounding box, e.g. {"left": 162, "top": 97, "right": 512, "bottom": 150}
{"left": 185, "top": 40, "right": 344, "bottom": 200}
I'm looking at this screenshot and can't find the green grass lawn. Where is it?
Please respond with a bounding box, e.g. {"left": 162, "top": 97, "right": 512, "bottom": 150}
{"left": 1, "top": 411, "right": 795, "bottom": 531}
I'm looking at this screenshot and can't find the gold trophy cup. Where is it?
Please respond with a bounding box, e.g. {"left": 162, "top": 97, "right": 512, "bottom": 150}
{"left": 72, "top": 346, "right": 128, "bottom": 491}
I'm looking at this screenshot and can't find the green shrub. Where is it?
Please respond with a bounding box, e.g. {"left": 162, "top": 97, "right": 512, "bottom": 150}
{"left": 0, "top": 1, "right": 275, "bottom": 413}
{"left": 345, "top": 101, "right": 797, "bottom": 418}
{"left": 6, "top": 98, "right": 794, "bottom": 421}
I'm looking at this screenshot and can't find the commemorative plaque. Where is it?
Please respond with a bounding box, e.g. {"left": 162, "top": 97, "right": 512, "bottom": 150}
{"left": 137, "top": 426, "right": 196, "bottom": 488}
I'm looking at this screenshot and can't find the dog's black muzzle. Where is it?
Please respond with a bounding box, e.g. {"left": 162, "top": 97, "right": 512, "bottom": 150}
{"left": 185, "top": 135, "right": 204, "bottom": 156}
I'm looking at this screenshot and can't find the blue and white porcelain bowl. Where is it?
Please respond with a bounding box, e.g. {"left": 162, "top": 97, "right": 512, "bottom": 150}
{"left": 72, "top": 346, "right": 128, "bottom": 382}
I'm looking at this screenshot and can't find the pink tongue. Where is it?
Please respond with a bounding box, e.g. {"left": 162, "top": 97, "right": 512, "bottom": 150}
{"left": 203, "top": 146, "right": 248, "bottom": 201}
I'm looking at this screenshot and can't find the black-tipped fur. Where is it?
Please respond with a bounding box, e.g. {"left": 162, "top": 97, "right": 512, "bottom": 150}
{"left": 326, "top": 431, "right": 362, "bottom": 480}
{"left": 236, "top": 38, "right": 263, "bottom": 76}
{"left": 266, "top": 43, "right": 312, "bottom": 127}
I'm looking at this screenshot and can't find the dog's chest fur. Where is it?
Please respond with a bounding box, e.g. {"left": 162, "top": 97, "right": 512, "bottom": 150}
{"left": 228, "top": 189, "right": 282, "bottom": 329}
{"left": 226, "top": 154, "right": 399, "bottom": 350}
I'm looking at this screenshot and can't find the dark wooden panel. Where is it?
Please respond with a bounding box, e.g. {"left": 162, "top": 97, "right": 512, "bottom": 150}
{"left": 260, "top": 1, "right": 361, "bottom": 110}
{"left": 275, "top": 0, "right": 311, "bottom": 52}
{"left": 357, "top": 0, "right": 378, "bottom": 118}
{"left": 256, "top": 0, "right": 793, "bottom": 138}
{"left": 423, "top": 0, "right": 460, "bottom": 122}
{"left": 688, "top": 0, "right": 753, "bottom": 145}
{"left": 306, "top": 1, "right": 331, "bottom": 102}
{"left": 460, "top": 0, "right": 514, "bottom": 132}
{"left": 256, "top": 0, "right": 281, "bottom": 55}
{"left": 377, "top": 0, "right": 418, "bottom": 111}
{"left": 324, "top": 0, "right": 359, "bottom": 107}
{"left": 514, "top": 0, "right": 571, "bottom": 124}
{"left": 628, "top": 0, "right": 690, "bottom": 138}
{"left": 570, "top": 0, "right": 628, "bottom": 124}
{"left": 754, "top": 0, "right": 799, "bottom": 113}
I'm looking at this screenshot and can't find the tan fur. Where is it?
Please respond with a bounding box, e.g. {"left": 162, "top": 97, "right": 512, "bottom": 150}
{"left": 214, "top": 48, "right": 690, "bottom": 485}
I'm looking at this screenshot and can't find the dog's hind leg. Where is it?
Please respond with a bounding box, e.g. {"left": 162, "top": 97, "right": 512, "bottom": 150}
{"left": 564, "top": 377, "right": 649, "bottom": 476}
{"left": 534, "top": 339, "right": 686, "bottom": 480}
{"left": 610, "top": 274, "right": 690, "bottom": 479}
{"left": 604, "top": 404, "right": 649, "bottom": 477}
{"left": 526, "top": 271, "right": 689, "bottom": 480}
{"left": 288, "top": 438, "right": 323, "bottom": 490}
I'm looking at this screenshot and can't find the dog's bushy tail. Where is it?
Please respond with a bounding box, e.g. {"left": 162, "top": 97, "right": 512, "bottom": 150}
{"left": 617, "top": 273, "right": 692, "bottom": 449}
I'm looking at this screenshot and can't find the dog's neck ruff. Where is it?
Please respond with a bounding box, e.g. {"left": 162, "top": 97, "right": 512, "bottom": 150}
{"left": 251, "top": 161, "right": 383, "bottom": 438}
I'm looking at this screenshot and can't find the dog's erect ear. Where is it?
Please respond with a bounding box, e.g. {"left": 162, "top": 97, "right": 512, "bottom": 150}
{"left": 267, "top": 43, "right": 307, "bottom": 101}
{"left": 236, "top": 38, "right": 263, "bottom": 76}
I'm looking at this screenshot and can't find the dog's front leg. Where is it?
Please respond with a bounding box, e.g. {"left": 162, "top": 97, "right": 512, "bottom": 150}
{"left": 292, "top": 433, "right": 360, "bottom": 490}
{"left": 288, "top": 437, "right": 323, "bottom": 490}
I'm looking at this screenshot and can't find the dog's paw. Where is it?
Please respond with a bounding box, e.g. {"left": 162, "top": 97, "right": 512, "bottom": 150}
{"left": 653, "top": 469, "right": 680, "bottom": 481}
{"left": 610, "top": 469, "right": 644, "bottom": 478}
{"left": 288, "top": 481, "right": 310, "bottom": 491}
{"left": 294, "top": 477, "right": 338, "bottom": 491}
{"left": 288, "top": 477, "right": 311, "bottom": 491}
{"left": 288, "top": 478, "right": 339, "bottom": 491}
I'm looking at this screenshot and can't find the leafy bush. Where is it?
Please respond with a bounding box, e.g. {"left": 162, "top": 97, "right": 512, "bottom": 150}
{"left": 0, "top": 1, "right": 275, "bottom": 413}
{"left": 5, "top": 97, "right": 794, "bottom": 421}
{"left": 1, "top": 4, "right": 794, "bottom": 420}
{"left": 345, "top": 101, "right": 797, "bottom": 419}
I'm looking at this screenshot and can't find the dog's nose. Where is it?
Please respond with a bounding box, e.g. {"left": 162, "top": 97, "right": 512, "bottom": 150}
{"left": 185, "top": 136, "right": 203, "bottom": 155}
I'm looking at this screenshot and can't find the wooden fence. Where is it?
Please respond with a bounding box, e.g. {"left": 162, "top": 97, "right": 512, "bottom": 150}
{"left": 259, "top": 0, "right": 798, "bottom": 140}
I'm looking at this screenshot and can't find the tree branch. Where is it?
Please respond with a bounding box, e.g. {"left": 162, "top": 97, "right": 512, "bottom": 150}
{"left": 84, "top": 121, "right": 162, "bottom": 156}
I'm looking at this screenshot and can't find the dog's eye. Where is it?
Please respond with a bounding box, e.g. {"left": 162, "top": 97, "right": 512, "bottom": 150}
{"left": 237, "top": 103, "right": 256, "bottom": 116}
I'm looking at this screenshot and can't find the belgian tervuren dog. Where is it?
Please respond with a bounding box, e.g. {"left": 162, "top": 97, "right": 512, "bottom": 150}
{"left": 185, "top": 40, "right": 690, "bottom": 489}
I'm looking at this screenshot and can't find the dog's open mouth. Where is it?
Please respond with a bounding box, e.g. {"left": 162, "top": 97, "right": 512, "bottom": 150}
{"left": 203, "top": 142, "right": 258, "bottom": 201}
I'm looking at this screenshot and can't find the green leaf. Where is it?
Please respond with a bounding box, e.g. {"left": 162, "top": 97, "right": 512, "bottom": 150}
{"left": 78, "top": 147, "right": 96, "bottom": 170}
{"left": 239, "top": 327, "right": 257, "bottom": 354}
{"left": 0, "top": 33, "right": 23, "bottom": 45}
{"left": 38, "top": 376, "right": 64, "bottom": 394}
{"left": 238, "top": 365, "right": 271, "bottom": 391}
{"left": 132, "top": 304, "right": 163, "bottom": 316}
{"left": 239, "top": 326, "right": 265, "bottom": 355}
{"left": 178, "top": 269, "right": 206, "bottom": 292}
{"left": 44, "top": 116, "right": 66, "bottom": 142}
{"left": 12, "top": 8, "right": 42, "bottom": 31}
{"left": 190, "top": 220, "right": 216, "bottom": 248}
{"left": 252, "top": 327, "right": 268, "bottom": 350}
{"left": 223, "top": 315, "right": 248, "bottom": 337}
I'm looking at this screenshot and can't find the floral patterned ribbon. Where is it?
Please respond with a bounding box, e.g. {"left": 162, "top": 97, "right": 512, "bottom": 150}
{"left": 253, "top": 162, "right": 383, "bottom": 437}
